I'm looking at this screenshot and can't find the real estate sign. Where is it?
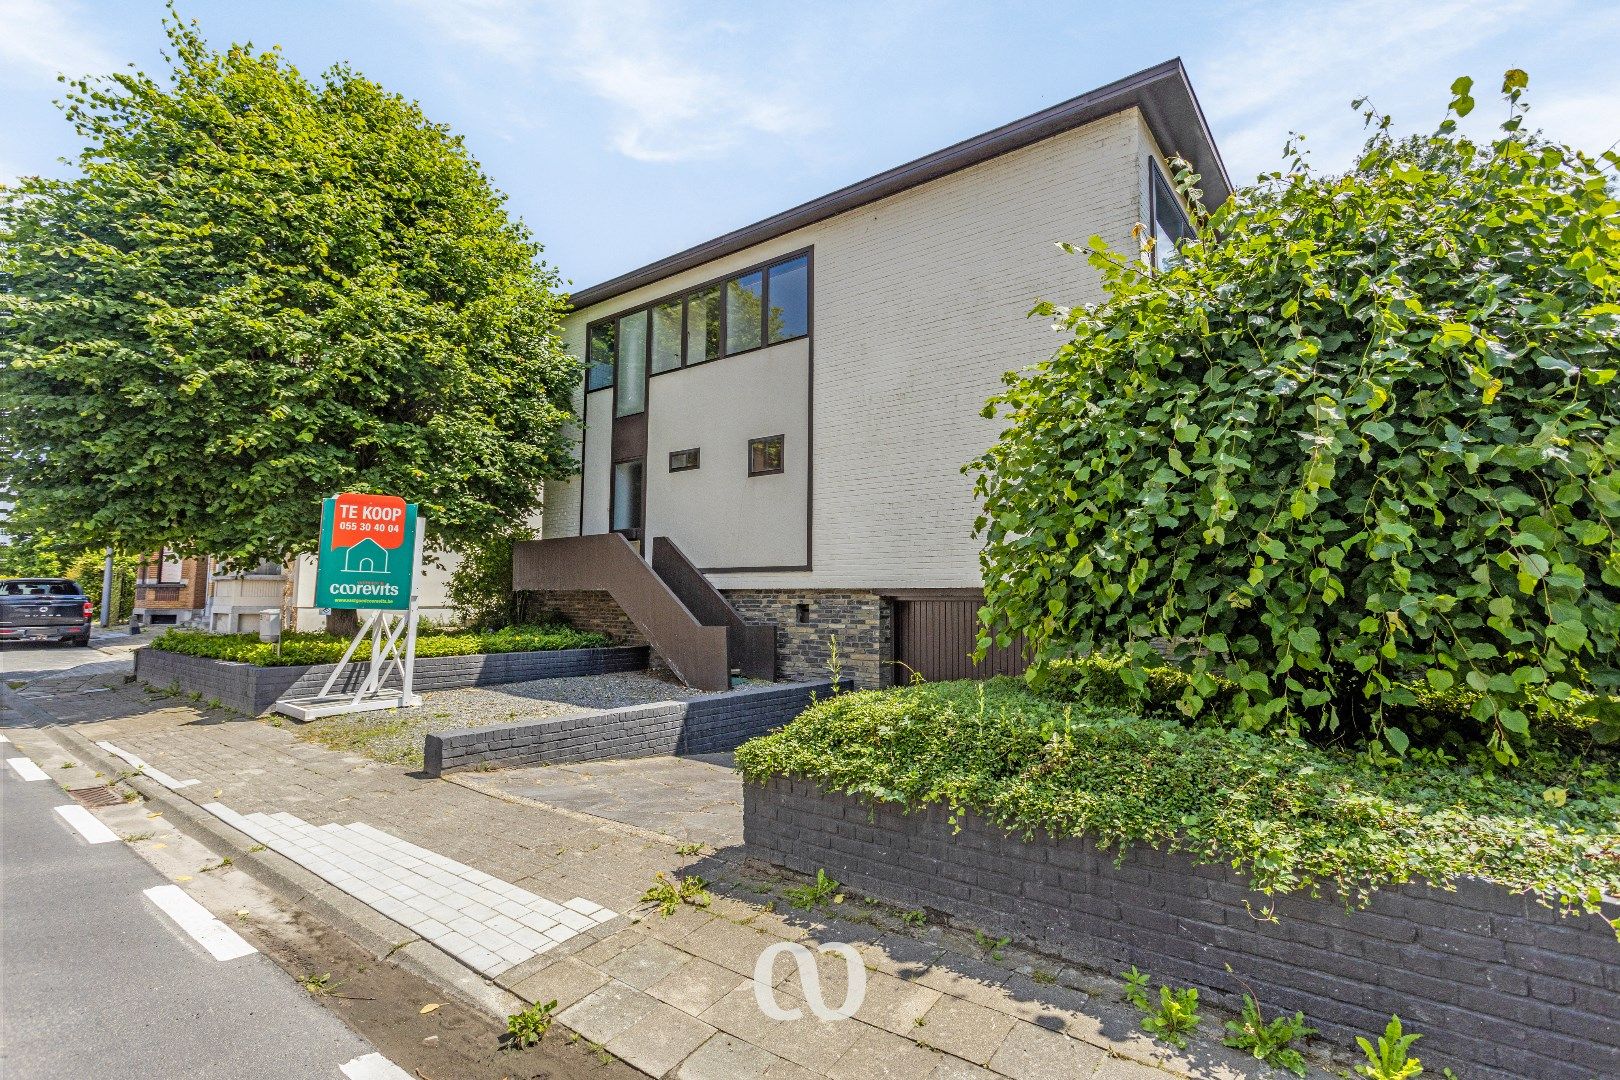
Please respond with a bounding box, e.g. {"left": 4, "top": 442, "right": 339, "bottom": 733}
{"left": 313, "top": 493, "right": 418, "bottom": 611}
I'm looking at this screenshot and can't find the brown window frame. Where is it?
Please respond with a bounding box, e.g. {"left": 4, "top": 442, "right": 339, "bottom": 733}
{"left": 580, "top": 246, "right": 812, "bottom": 395}
{"left": 668, "top": 447, "right": 701, "bottom": 472}
{"left": 747, "top": 434, "right": 785, "bottom": 477}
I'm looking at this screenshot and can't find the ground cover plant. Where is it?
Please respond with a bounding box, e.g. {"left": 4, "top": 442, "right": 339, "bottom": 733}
{"left": 150, "top": 624, "right": 608, "bottom": 667}
{"left": 968, "top": 72, "right": 1620, "bottom": 760}
{"left": 735, "top": 678, "right": 1620, "bottom": 917}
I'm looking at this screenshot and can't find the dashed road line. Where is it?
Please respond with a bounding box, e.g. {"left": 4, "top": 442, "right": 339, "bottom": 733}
{"left": 6, "top": 756, "right": 47, "bottom": 782}
{"left": 96, "top": 740, "right": 200, "bottom": 790}
{"left": 143, "top": 885, "right": 257, "bottom": 961}
{"left": 339, "top": 1052, "right": 414, "bottom": 1079}
{"left": 54, "top": 804, "right": 119, "bottom": 844}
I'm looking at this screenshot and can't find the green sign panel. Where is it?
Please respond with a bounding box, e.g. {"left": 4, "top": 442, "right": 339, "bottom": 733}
{"left": 314, "top": 493, "right": 418, "bottom": 611}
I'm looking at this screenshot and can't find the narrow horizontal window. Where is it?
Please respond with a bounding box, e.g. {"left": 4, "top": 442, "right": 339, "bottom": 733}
{"left": 767, "top": 255, "right": 809, "bottom": 343}
{"left": 616, "top": 310, "right": 647, "bottom": 417}
{"left": 748, "top": 434, "right": 784, "bottom": 477}
{"left": 651, "top": 299, "right": 683, "bottom": 374}
{"left": 586, "top": 321, "right": 615, "bottom": 391}
{"left": 725, "top": 270, "right": 764, "bottom": 355}
{"left": 686, "top": 284, "right": 721, "bottom": 363}
{"left": 668, "top": 447, "right": 700, "bottom": 472}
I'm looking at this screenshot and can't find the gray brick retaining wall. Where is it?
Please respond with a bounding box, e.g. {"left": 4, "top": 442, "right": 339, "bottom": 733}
{"left": 134, "top": 645, "right": 650, "bottom": 716}
{"left": 424, "top": 679, "right": 849, "bottom": 776}
{"left": 743, "top": 776, "right": 1620, "bottom": 1080}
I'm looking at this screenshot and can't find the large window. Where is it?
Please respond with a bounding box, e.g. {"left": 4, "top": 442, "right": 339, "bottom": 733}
{"left": 586, "top": 321, "right": 615, "bottom": 391}
{"left": 687, "top": 285, "right": 721, "bottom": 364}
{"left": 611, "top": 459, "right": 644, "bottom": 534}
{"left": 651, "top": 299, "right": 683, "bottom": 374}
{"left": 582, "top": 250, "right": 810, "bottom": 393}
{"left": 725, "top": 270, "right": 765, "bottom": 355}
{"left": 616, "top": 311, "right": 648, "bottom": 416}
{"left": 1150, "top": 164, "right": 1193, "bottom": 272}
{"left": 767, "top": 255, "right": 808, "bottom": 343}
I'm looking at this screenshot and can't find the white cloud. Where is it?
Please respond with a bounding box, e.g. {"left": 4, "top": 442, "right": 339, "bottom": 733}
{"left": 1199, "top": 0, "right": 1544, "bottom": 181}
{"left": 389, "top": 0, "right": 822, "bottom": 162}
{"left": 0, "top": 0, "right": 116, "bottom": 83}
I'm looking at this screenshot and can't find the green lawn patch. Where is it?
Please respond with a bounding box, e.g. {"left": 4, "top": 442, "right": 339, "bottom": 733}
{"left": 150, "top": 624, "right": 610, "bottom": 667}
{"left": 735, "top": 679, "right": 1620, "bottom": 921}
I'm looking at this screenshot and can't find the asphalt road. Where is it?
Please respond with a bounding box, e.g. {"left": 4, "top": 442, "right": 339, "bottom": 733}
{"left": 0, "top": 741, "right": 384, "bottom": 1079}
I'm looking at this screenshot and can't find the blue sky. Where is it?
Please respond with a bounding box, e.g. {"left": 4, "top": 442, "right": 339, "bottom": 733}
{"left": 3, "top": 1, "right": 1618, "bottom": 290}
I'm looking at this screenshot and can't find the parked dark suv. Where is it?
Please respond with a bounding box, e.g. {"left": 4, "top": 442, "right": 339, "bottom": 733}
{"left": 0, "top": 578, "right": 94, "bottom": 646}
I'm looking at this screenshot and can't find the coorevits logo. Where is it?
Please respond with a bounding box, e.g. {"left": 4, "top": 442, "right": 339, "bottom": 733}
{"left": 753, "top": 941, "right": 866, "bottom": 1021}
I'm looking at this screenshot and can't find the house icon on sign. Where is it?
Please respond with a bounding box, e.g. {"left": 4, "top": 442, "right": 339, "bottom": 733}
{"left": 343, "top": 538, "right": 388, "bottom": 575}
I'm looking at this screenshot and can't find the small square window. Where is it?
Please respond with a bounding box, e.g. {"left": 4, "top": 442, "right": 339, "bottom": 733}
{"left": 669, "top": 447, "right": 701, "bottom": 472}
{"left": 748, "top": 434, "right": 784, "bottom": 477}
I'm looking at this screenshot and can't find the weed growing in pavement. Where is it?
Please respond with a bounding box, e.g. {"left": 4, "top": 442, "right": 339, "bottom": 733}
{"left": 298, "top": 973, "right": 337, "bottom": 996}
{"left": 1223, "top": 993, "right": 1315, "bottom": 1077}
{"left": 973, "top": 930, "right": 1011, "bottom": 961}
{"left": 199, "top": 856, "right": 233, "bottom": 873}
{"left": 60, "top": 762, "right": 75, "bottom": 769}
{"left": 120, "top": 789, "right": 139, "bottom": 803}
{"left": 826, "top": 635, "right": 843, "bottom": 692}
{"left": 205, "top": 698, "right": 222, "bottom": 710}
{"left": 1355, "top": 1015, "right": 1425, "bottom": 1079}
{"left": 900, "top": 909, "right": 927, "bottom": 929}
{"left": 186, "top": 690, "right": 203, "bottom": 702}
{"left": 248, "top": 844, "right": 266, "bottom": 853}
{"left": 675, "top": 842, "right": 706, "bottom": 856}
{"left": 641, "top": 872, "right": 711, "bottom": 916}
{"left": 6, "top": 680, "right": 26, "bottom": 689}
{"left": 1141, "top": 985, "right": 1202, "bottom": 1049}
{"left": 1122, "top": 966, "right": 1152, "bottom": 1009}
{"left": 1030, "top": 968, "right": 1057, "bottom": 986}
{"left": 121, "top": 832, "right": 154, "bottom": 843}
{"left": 783, "top": 868, "right": 842, "bottom": 910}
{"left": 504, "top": 999, "right": 558, "bottom": 1049}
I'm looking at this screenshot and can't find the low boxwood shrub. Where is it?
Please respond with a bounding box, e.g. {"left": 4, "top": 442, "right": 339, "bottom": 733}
{"left": 736, "top": 679, "right": 1620, "bottom": 921}
{"left": 151, "top": 624, "right": 609, "bottom": 667}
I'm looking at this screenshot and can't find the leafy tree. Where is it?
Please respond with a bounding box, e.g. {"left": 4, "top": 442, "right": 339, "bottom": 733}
{"left": 969, "top": 73, "right": 1620, "bottom": 758}
{"left": 0, "top": 11, "right": 578, "bottom": 575}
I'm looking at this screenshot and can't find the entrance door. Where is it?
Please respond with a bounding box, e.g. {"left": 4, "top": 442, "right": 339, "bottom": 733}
{"left": 891, "top": 593, "right": 1029, "bottom": 683}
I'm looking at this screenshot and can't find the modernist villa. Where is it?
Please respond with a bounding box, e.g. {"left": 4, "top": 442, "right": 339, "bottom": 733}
{"left": 516, "top": 59, "right": 1231, "bottom": 690}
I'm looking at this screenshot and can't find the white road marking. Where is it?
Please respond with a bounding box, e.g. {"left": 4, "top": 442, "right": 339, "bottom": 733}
{"left": 0, "top": 733, "right": 10, "bottom": 743}
{"left": 96, "top": 740, "right": 199, "bottom": 789}
{"left": 6, "top": 756, "right": 47, "bottom": 782}
{"left": 54, "top": 804, "right": 119, "bottom": 844}
{"left": 143, "top": 885, "right": 257, "bottom": 961}
{"left": 339, "top": 1052, "right": 414, "bottom": 1080}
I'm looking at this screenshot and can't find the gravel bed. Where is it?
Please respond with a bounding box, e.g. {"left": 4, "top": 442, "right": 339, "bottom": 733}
{"left": 294, "top": 671, "right": 718, "bottom": 769}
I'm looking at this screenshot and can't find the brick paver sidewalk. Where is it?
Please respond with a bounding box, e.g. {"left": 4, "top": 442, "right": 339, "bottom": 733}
{"left": 4, "top": 670, "right": 1293, "bottom": 1080}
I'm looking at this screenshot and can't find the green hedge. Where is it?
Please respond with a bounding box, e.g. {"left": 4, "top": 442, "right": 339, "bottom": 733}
{"left": 735, "top": 679, "right": 1620, "bottom": 920}
{"left": 150, "top": 624, "right": 610, "bottom": 667}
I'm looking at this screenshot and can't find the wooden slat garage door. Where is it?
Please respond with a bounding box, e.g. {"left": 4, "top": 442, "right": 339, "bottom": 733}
{"left": 892, "top": 595, "right": 1029, "bottom": 683}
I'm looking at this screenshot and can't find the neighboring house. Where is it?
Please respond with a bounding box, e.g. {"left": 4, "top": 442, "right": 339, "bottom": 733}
{"left": 517, "top": 59, "right": 1231, "bottom": 690}
{"left": 133, "top": 549, "right": 209, "bottom": 626}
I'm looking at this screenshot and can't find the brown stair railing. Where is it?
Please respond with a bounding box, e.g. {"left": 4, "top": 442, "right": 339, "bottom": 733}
{"left": 511, "top": 534, "right": 772, "bottom": 692}
{"left": 650, "top": 537, "right": 776, "bottom": 681}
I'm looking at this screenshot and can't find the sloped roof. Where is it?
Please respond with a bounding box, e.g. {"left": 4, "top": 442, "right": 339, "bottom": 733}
{"left": 569, "top": 58, "right": 1229, "bottom": 312}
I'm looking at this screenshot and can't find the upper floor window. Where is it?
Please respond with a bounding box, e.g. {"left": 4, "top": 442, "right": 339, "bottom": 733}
{"left": 1149, "top": 163, "right": 1193, "bottom": 272}
{"left": 586, "top": 321, "right": 615, "bottom": 391}
{"left": 582, "top": 250, "right": 810, "bottom": 394}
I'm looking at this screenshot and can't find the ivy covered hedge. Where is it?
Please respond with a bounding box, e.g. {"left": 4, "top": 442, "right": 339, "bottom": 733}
{"left": 150, "top": 624, "right": 609, "bottom": 667}
{"left": 735, "top": 678, "right": 1620, "bottom": 920}
{"left": 968, "top": 74, "right": 1620, "bottom": 759}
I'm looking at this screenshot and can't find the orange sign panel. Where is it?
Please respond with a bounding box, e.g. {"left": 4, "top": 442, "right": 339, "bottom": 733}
{"left": 330, "top": 493, "right": 409, "bottom": 550}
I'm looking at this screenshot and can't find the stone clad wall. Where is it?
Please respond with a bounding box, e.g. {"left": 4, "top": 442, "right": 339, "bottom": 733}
{"left": 743, "top": 775, "right": 1620, "bottom": 1080}
{"left": 134, "top": 645, "right": 650, "bottom": 716}
{"left": 723, "top": 590, "right": 890, "bottom": 688}
{"left": 533, "top": 590, "right": 648, "bottom": 647}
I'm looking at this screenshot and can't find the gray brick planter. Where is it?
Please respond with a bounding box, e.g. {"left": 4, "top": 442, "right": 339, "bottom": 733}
{"left": 134, "top": 644, "right": 650, "bottom": 716}
{"left": 424, "top": 679, "right": 849, "bottom": 775}
{"left": 743, "top": 775, "right": 1620, "bottom": 1080}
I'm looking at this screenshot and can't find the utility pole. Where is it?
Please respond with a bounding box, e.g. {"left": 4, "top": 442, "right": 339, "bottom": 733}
{"left": 99, "top": 547, "right": 114, "bottom": 628}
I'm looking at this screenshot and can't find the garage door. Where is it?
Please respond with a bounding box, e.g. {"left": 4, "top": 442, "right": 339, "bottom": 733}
{"left": 891, "top": 594, "right": 1029, "bottom": 683}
